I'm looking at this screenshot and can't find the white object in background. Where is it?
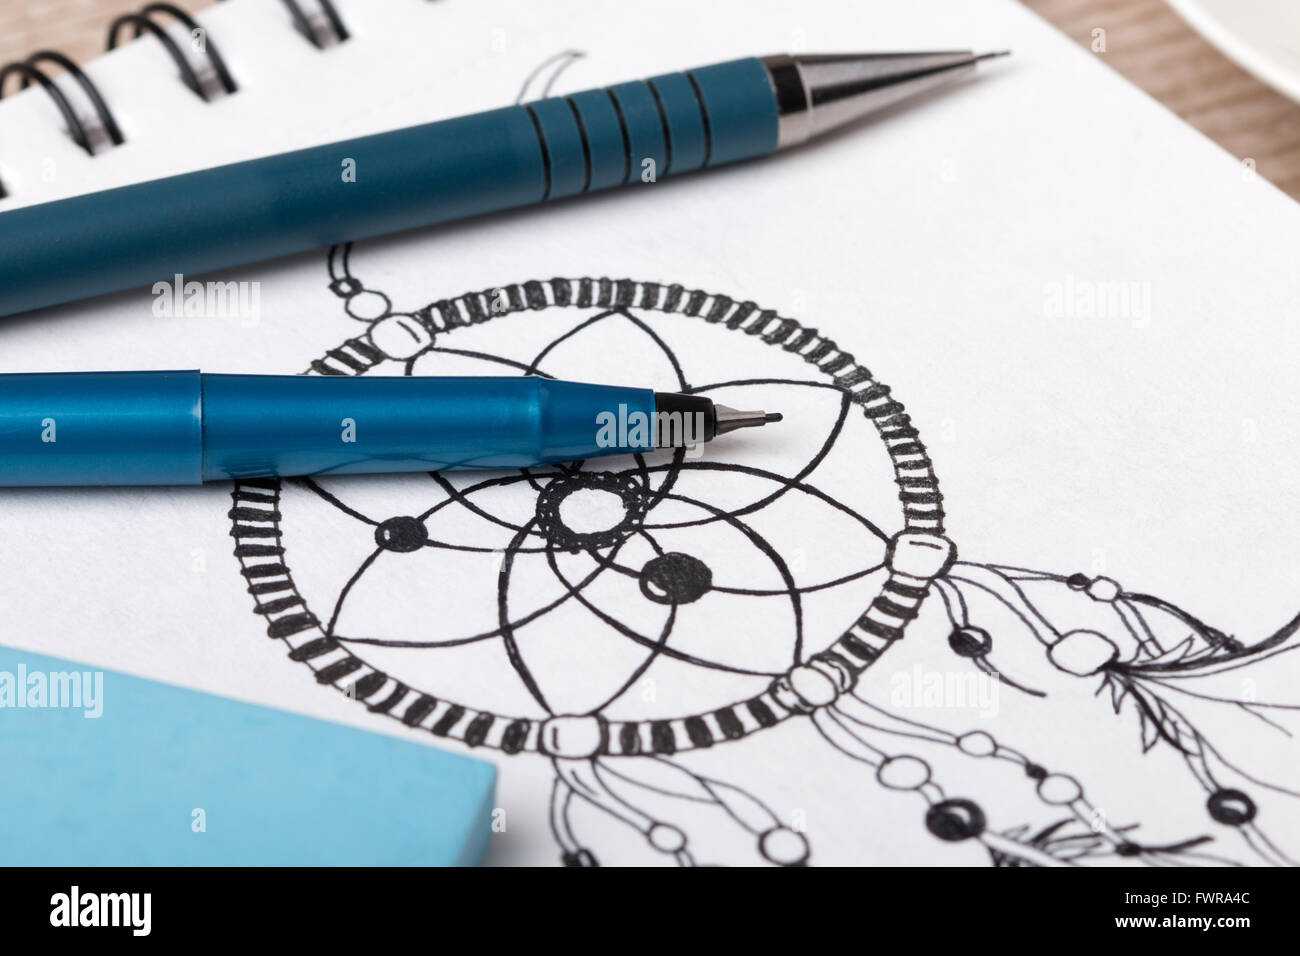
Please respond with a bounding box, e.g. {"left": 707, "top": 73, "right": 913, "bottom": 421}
{"left": 1166, "top": 0, "right": 1300, "bottom": 103}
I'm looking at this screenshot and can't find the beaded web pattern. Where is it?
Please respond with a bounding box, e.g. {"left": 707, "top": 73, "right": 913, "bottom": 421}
{"left": 224, "top": 242, "right": 1300, "bottom": 867}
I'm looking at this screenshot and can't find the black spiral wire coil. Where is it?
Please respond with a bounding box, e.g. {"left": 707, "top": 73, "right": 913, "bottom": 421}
{"left": 276, "top": 0, "right": 350, "bottom": 49}
{"left": 108, "top": 3, "right": 239, "bottom": 99}
{"left": 0, "top": 0, "right": 353, "bottom": 199}
{"left": 0, "top": 51, "right": 127, "bottom": 196}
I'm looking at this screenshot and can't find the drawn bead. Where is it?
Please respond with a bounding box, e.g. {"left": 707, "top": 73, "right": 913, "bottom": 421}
{"left": 925, "top": 798, "right": 986, "bottom": 841}
{"left": 759, "top": 827, "right": 810, "bottom": 866}
{"left": 877, "top": 755, "right": 931, "bottom": 790}
{"left": 788, "top": 664, "right": 839, "bottom": 707}
{"left": 374, "top": 516, "right": 428, "bottom": 553}
{"left": 639, "top": 552, "right": 712, "bottom": 604}
{"left": 807, "top": 655, "right": 854, "bottom": 694}
{"left": 1047, "top": 630, "right": 1118, "bottom": 676}
{"left": 537, "top": 714, "right": 606, "bottom": 758}
{"left": 1086, "top": 576, "right": 1121, "bottom": 603}
{"left": 647, "top": 823, "right": 687, "bottom": 853}
{"left": 1206, "top": 788, "right": 1256, "bottom": 826}
{"left": 956, "top": 731, "right": 997, "bottom": 757}
{"left": 1036, "top": 773, "right": 1083, "bottom": 805}
{"left": 344, "top": 289, "right": 392, "bottom": 321}
{"left": 886, "top": 532, "right": 956, "bottom": 580}
{"left": 769, "top": 678, "right": 808, "bottom": 714}
{"left": 368, "top": 312, "right": 432, "bottom": 359}
{"left": 948, "top": 626, "right": 992, "bottom": 658}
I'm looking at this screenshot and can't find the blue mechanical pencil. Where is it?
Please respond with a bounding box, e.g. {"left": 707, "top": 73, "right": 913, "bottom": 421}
{"left": 0, "top": 371, "right": 781, "bottom": 486}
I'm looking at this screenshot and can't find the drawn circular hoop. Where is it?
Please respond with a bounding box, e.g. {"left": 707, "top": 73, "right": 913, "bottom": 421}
{"left": 230, "top": 276, "right": 947, "bottom": 757}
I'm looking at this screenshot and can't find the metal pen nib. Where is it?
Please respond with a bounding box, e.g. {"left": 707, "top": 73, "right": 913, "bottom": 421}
{"left": 714, "top": 405, "right": 783, "bottom": 436}
{"left": 653, "top": 392, "right": 783, "bottom": 446}
{"left": 761, "top": 50, "right": 1011, "bottom": 148}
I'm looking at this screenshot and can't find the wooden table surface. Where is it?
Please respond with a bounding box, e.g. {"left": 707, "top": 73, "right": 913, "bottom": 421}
{"left": 3, "top": 0, "right": 1299, "bottom": 200}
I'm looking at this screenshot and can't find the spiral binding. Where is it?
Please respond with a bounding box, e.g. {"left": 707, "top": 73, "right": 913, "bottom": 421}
{"left": 276, "top": 0, "right": 351, "bottom": 49}
{"left": 0, "top": 0, "right": 352, "bottom": 199}
{"left": 108, "top": 3, "right": 240, "bottom": 100}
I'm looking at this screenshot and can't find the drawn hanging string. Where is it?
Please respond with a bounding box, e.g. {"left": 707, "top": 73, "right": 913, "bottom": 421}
{"left": 934, "top": 576, "right": 1046, "bottom": 697}
{"left": 810, "top": 704, "right": 1106, "bottom": 866}
{"left": 547, "top": 750, "right": 809, "bottom": 867}
{"left": 933, "top": 559, "right": 1300, "bottom": 866}
{"left": 827, "top": 686, "right": 1243, "bottom": 865}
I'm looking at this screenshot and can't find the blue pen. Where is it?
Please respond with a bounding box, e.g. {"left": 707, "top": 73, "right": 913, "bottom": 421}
{"left": 0, "top": 51, "right": 1005, "bottom": 317}
{"left": 0, "top": 371, "right": 780, "bottom": 486}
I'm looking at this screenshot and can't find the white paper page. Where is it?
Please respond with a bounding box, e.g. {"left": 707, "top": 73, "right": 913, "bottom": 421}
{"left": 0, "top": 0, "right": 1297, "bottom": 867}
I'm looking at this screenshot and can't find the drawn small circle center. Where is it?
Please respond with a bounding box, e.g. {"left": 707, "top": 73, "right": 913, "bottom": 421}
{"left": 534, "top": 471, "right": 647, "bottom": 551}
{"left": 559, "top": 487, "right": 626, "bottom": 535}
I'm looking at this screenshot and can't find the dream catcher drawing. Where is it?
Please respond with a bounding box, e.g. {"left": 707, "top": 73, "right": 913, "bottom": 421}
{"left": 224, "top": 241, "right": 1300, "bottom": 867}
{"left": 225, "top": 52, "right": 1300, "bottom": 867}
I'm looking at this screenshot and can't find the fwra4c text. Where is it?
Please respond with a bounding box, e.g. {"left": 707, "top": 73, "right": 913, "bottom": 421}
{"left": 1126, "top": 892, "right": 1250, "bottom": 907}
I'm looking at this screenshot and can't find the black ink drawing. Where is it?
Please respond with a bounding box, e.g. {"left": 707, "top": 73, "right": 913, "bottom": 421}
{"left": 226, "top": 53, "right": 1300, "bottom": 867}
{"left": 227, "top": 248, "right": 1300, "bottom": 867}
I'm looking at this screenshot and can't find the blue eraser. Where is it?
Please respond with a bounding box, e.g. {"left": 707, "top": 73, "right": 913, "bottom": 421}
{"left": 0, "top": 645, "right": 496, "bottom": 865}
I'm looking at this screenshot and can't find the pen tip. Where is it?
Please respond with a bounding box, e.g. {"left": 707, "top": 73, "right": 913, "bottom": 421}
{"left": 975, "top": 50, "right": 1012, "bottom": 62}
{"left": 713, "top": 404, "right": 783, "bottom": 436}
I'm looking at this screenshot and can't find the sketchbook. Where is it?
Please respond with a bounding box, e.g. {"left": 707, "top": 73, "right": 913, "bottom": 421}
{"left": 1, "top": 0, "right": 1298, "bottom": 867}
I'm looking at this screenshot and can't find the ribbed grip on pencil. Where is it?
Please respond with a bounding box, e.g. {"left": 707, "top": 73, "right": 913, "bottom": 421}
{"left": 521, "top": 56, "right": 779, "bottom": 200}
